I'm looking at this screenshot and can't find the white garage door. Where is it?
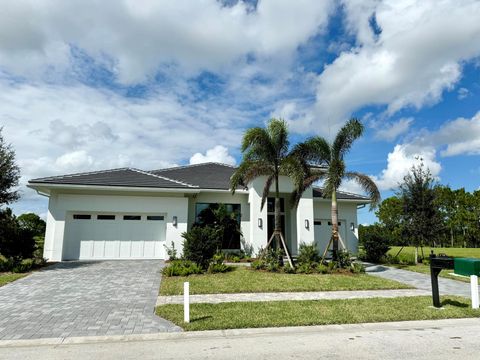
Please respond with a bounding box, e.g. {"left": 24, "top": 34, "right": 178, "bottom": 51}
{"left": 314, "top": 219, "right": 347, "bottom": 256}
{"left": 63, "top": 213, "right": 166, "bottom": 260}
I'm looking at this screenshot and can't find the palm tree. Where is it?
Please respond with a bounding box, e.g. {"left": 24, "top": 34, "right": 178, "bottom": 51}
{"left": 292, "top": 118, "right": 381, "bottom": 259}
{"left": 231, "top": 118, "right": 304, "bottom": 268}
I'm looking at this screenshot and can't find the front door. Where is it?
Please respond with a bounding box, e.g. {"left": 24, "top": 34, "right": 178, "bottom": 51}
{"left": 267, "top": 197, "right": 286, "bottom": 248}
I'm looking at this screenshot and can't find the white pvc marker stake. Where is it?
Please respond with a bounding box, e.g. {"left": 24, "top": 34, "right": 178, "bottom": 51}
{"left": 184, "top": 281, "right": 190, "bottom": 323}
{"left": 471, "top": 275, "right": 479, "bottom": 309}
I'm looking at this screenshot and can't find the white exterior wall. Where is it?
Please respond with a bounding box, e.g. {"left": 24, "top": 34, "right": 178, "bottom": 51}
{"left": 313, "top": 200, "right": 360, "bottom": 254}
{"left": 44, "top": 192, "right": 189, "bottom": 261}
{"left": 248, "top": 175, "right": 315, "bottom": 256}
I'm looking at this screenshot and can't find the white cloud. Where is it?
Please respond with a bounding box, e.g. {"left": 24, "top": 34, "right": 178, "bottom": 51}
{"left": 374, "top": 117, "right": 413, "bottom": 141}
{"left": 0, "top": 0, "right": 334, "bottom": 83}
{"left": 373, "top": 143, "right": 441, "bottom": 191}
{"left": 189, "top": 145, "right": 236, "bottom": 166}
{"left": 458, "top": 87, "right": 470, "bottom": 100}
{"left": 290, "top": 0, "right": 480, "bottom": 133}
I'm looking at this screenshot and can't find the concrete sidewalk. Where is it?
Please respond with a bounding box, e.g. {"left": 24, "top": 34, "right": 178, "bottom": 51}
{"left": 1, "top": 318, "right": 479, "bottom": 359}
{"left": 157, "top": 288, "right": 430, "bottom": 305}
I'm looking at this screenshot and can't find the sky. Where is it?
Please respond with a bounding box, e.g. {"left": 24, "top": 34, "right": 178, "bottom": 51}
{"left": 1, "top": 0, "right": 480, "bottom": 224}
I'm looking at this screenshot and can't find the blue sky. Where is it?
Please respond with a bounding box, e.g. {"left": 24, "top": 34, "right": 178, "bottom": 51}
{"left": 0, "top": 0, "right": 479, "bottom": 224}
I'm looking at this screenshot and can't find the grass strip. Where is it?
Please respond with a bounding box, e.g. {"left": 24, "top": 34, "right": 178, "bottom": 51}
{"left": 156, "top": 296, "right": 479, "bottom": 331}
{"left": 160, "top": 267, "right": 411, "bottom": 295}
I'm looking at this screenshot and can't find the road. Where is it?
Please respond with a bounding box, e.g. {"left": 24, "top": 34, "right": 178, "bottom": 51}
{"left": 1, "top": 318, "right": 479, "bottom": 359}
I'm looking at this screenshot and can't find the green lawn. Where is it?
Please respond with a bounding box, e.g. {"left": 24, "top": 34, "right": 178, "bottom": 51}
{"left": 389, "top": 246, "right": 480, "bottom": 259}
{"left": 0, "top": 273, "right": 27, "bottom": 287}
{"left": 160, "top": 267, "right": 411, "bottom": 295}
{"left": 156, "top": 296, "right": 479, "bottom": 331}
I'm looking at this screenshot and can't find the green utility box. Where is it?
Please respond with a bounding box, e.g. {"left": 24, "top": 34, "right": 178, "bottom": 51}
{"left": 454, "top": 258, "right": 480, "bottom": 277}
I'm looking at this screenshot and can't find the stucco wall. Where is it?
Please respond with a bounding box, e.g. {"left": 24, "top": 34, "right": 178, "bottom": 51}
{"left": 44, "top": 192, "right": 189, "bottom": 261}
{"left": 313, "top": 200, "right": 360, "bottom": 254}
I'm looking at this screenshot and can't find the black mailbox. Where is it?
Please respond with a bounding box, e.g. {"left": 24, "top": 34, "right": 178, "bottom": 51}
{"left": 429, "top": 252, "right": 454, "bottom": 308}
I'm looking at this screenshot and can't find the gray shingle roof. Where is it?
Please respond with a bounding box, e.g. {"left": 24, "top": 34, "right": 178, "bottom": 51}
{"left": 150, "top": 162, "right": 237, "bottom": 190}
{"left": 28, "top": 168, "right": 196, "bottom": 189}
{"left": 28, "top": 162, "right": 370, "bottom": 201}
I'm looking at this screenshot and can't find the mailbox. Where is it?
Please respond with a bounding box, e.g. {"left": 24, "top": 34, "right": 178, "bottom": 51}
{"left": 429, "top": 252, "right": 454, "bottom": 308}
{"left": 454, "top": 258, "right": 480, "bottom": 277}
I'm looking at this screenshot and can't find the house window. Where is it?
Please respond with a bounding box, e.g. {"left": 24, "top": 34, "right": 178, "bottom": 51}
{"left": 97, "top": 215, "right": 115, "bottom": 220}
{"left": 123, "top": 215, "right": 141, "bottom": 220}
{"left": 147, "top": 215, "right": 164, "bottom": 221}
{"left": 194, "top": 203, "right": 241, "bottom": 249}
{"left": 73, "top": 214, "right": 91, "bottom": 220}
{"left": 314, "top": 221, "right": 322, "bottom": 226}
{"left": 328, "top": 221, "right": 342, "bottom": 226}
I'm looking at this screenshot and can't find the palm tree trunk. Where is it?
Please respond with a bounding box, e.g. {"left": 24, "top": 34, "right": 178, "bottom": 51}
{"left": 331, "top": 189, "right": 339, "bottom": 259}
{"left": 274, "top": 174, "right": 281, "bottom": 249}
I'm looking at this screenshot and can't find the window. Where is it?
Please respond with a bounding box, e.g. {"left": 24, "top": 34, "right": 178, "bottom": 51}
{"left": 267, "top": 198, "right": 285, "bottom": 213}
{"left": 147, "top": 215, "right": 164, "bottom": 221}
{"left": 194, "top": 203, "right": 241, "bottom": 249}
{"left": 328, "top": 221, "right": 342, "bottom": 226}
{"left": 73, "top": 214, "right": 91, "bottom": 220}
{"left": 123, "top": 215, "right": 141, "bottom": 220}
{"left": 314, "top": 221, "right": 322, "bottom": 226}
{"left": 97, "top": 215, "right": 115, "bottom": 220}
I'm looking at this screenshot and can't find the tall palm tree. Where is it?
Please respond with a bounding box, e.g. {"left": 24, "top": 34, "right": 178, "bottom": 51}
{"left": 231, "top": 118, "right": 304, "bottom": 268}
{"left": 292, "top": 118, "right": 381, "bottom": 259}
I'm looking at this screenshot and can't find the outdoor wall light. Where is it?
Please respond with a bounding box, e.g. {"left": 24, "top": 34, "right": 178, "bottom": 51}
{"left": 258, "top": 218, "right": 263, "bottom": 228}
{"left": 172, "top": 216, "right": 178, "bottom": 227}
{"left": 305, "top": 219, "right": 309, "bottom": 229}
{"left": 350, "top": 222, "right": 355, "bottom": 231}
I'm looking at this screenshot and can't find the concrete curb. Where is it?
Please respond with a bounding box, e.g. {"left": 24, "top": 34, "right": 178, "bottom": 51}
{"left": 0, "top": 318, "right": 478, "bottom": 348}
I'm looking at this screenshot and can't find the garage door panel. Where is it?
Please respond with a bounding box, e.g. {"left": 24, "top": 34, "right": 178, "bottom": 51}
{"left": 64, "top": 212, "right": 166, "bottom": 260}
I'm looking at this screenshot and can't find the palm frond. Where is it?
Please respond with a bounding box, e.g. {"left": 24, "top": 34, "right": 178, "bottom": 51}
{"left": 332, "top": 118, "right": 363, "bottom": 160}
{"left": 230, "top": 160, "right": 272, "bottom": 194}
{"left": 267, "top": 118, "right": 289, "bottom": 158}
{"left": 261, "top": 174, "right": 275, "bottom": 210}
{"left": 292, "top": 136, "right": 331, "bottom": 165}
{"left": 345, "top": 171, "right": 381, "bottom": 209}
{"left": 241, "top": 127, "right": 274, "bottom": 159}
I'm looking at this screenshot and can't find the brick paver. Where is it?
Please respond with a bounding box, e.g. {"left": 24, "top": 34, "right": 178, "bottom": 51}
{"left": 0, "top": 261, "right": 180, "bottom": 340}
{"left": 365, "top": 263, "right": 473, "bottom": 297}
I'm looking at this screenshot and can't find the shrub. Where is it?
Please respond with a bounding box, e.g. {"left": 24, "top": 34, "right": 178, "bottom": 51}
{"left": 295, "top": 262, "right": 316, "bottom": 274}
{"left": 162, "top": 260, "right": 202, "bottom": 277}
{"left": 350, "top": 262, "right": 366, "bottom": 274}
{"left": 12, "top": 258, "right": 34, "bottom": 273}
{"left": 251, "top": 248, "right": 283, "bottom": 272}
{"left": 207, "top": 252, "right": 233, "bottom": 274}
{"left": 283, "top": 263, "right": 295, "bottom": 274}
{"left": 182, "top": 227, "right": 221, "bottom": 269}
{"left": 361, "top": 228, "right": 391, "bottom": 263}
{"left": 240, "top": 238, "right": 254, "bottom": 258}
{"left": 163, "top": 241, "right": 178, "bottom": 261}
{"left": 335, "top": 250, "right": 352, "bottom": 268}
{"left": 297, "top": 242, "right": 320, "bottom": 266}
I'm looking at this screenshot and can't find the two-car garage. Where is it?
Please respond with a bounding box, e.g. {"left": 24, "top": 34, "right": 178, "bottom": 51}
{"left": 62, "top": 212, "right": 167, "bottom": 260}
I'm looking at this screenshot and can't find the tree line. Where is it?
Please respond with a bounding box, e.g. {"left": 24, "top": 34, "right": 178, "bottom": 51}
{"left": 360, "top": 161, "right": 480, "bottom": 250}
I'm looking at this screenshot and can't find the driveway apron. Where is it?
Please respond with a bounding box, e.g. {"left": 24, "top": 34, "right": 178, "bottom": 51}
{"left": 0, "top": 261, "right": 180, "bottom": 340}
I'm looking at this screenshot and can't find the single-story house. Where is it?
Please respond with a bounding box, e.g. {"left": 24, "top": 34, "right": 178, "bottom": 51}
{"left": 28, "top": 162, "right": 370, "bottom": 262}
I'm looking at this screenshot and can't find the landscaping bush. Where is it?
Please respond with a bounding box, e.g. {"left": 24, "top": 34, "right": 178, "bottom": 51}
{"left": 251, "top": 248, "right": 283, "bottom": 272}
{"left": 282, "top": 263, "right": 296, "bottom": 274}
{"left": 297, "top": 242, "right": 320, "bottom": 265}
{"left": 335, "top": 250, "right": 353, "bottom": 268}
{"left": 162, "top": 260, "right": 202, "bottom": 277}
{"left": 207, "top": 252, "right": 233, "bottom": 274}
{"left": 361, "top": 228, "right": 391, "bottom": 263}
{"left": 163, "top": 241, "right": 178, "bottom": 261}
{"left": 12, "top": 258, "right": 34, "bottom": 273}
{"left": 350, "top": 262, "right": 366, "bottom": 274}
{"left": 315, "top": 263, "right": 330, "bottom": 274}
{"left": 182, "top": 227, "right": 222, "bottom": 269}
{"left": 240, "top": 238, "right": 254, "bottom": 258}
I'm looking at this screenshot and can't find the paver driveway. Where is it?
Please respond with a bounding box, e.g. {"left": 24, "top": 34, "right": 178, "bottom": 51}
{"left": 0, "top": 261, "right": 180, "bottom": 340}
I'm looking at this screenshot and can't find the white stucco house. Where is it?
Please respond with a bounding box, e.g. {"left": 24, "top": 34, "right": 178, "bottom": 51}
{"left": 28, "top": 162, "right": 370, "bottom": 262}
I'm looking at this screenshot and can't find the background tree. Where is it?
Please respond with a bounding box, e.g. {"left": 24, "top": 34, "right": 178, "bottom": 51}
{"left": 0, "top": 128, "right": 20, "bottom": 206}
{"left": 17, "top": 213, "right": 46, "bottom": 237}
{"left": 398, "top": 162, "right": 444, "bottom": 256}
{"left": 231, "top": 118, "right": 303, "bottom": 267}
{"left": 292, "top": 118, "right": 380, "bottom": 259}
{"left": 376, "top": 197, "right": 404, "bottom": 246}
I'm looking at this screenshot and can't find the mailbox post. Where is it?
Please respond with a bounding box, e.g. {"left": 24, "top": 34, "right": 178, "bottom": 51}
{"left": 429, "top": 252, "right": 454, "bottom": 308}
